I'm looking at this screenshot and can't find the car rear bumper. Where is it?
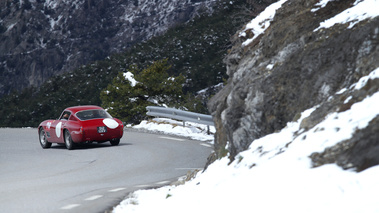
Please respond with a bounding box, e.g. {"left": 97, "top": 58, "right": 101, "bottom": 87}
{"left": 71, "top": 127, "right": 123, "bottom": 143}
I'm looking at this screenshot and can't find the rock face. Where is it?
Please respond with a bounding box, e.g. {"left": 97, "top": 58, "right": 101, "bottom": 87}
{"left": 209, "top": 0, "right": 379, "bottom": 164}
{"left": 0, "top": 0, "right": 216, "bottom": 97}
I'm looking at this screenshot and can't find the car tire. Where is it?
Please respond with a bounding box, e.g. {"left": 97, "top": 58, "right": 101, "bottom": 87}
{"left": 39, "top": 127, "right": 52, "bottom": 149}
{"left": 64, "top": 130, "right": 75, "bottom": 150}
{"left": 110, "top": 138, "right": 120, "bottom": 146}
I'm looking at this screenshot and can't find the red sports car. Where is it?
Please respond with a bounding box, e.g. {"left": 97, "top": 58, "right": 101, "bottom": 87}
{"left": 38, "top": 105, "right": 124, "bottom": 150}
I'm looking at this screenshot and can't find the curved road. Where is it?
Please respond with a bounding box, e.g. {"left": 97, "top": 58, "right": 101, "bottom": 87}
{"left": 0, "top": 128, "right": 212, "bottom": 213}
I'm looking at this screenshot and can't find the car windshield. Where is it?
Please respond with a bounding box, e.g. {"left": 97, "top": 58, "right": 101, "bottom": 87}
{"left": 76, "top": 109, "right": 112, "bottom": 121}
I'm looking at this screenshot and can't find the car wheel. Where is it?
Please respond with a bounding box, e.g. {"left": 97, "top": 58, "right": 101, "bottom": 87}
{"left": 64, "top": 130, "right": 75, "bottom": 150}
{"left": 39, "top": 127, "right": 52, "bottom": 149}
{"left": 110, "top": 138, "right": 120, "bottom": 146}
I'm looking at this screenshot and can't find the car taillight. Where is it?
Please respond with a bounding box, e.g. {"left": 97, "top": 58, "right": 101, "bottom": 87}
{"left": 120, "top": 123, "right": 124, "bottom": 134}
{"left": 80, "top": 126, "right": 84, "bottom": 134}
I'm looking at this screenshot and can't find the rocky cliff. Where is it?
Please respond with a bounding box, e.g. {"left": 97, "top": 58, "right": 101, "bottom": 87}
{"left": 0, "top": 0, "right": 216, "bottom": 96}
{"left": 209, "top": 0, "right": 379, "bottom": 168}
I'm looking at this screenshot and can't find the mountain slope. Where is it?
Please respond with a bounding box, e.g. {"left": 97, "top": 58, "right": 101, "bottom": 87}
{"left": 0, "top": 0, "right": 216, "bottom": 97}
{"left": 209, "top": 0, "right": 379, "bottom": 160}
{"left": 0, "top": 0, "right": 264, "bottom": 127}
{"left": 111, "top": 0, "right": 379, "bottom": 212}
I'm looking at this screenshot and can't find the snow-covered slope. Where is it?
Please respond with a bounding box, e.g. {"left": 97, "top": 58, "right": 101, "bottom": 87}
{"left": 210, "top": 0, "right": 379, "bottom": 159}
{"left": 112, "top": 0, "right": 379, "bottom": 212}
{"left": 115, "top": 67, "right": 379, "bottom": 213}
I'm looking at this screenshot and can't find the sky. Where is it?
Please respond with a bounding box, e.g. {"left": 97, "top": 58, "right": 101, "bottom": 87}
{"left": 112, "top": 0, "right": 379, "bottom": 212}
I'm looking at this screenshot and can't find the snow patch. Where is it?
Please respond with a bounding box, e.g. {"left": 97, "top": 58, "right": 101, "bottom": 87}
{"left": 314, "top": 0, "right": 379, "bottom": 31}
{"left": 132, "top": 118, "right": 214, "bottom": 142}
{"left": 311, "top": 0, "right": 333, "bottom": 12}
{"left": 6, "top": 23, "right": 17, "bottom": 32}
{"left": 49, "top": 14, "right": 63, "bottom": 30}
{"left": 240, "top": 0, "right": 287, "bottom": 46}
{"left": 123, "top": 72, "right": 138, "bottom": 87}
{"left": 352, "top": 67, "right": 379, "bottom": 90}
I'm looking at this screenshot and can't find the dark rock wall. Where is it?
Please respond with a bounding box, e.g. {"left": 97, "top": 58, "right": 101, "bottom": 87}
{"left": 209, "top": 0, "right": 379, "bottom": 161}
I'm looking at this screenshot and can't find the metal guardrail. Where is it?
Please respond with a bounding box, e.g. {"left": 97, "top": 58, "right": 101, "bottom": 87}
{"left": 146, "top": 106, "right": 214, "bottom": 126}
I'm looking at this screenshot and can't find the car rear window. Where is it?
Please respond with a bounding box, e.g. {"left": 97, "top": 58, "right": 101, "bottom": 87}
{"left": 76, "top": 109, "right": 112, "bottom": 121}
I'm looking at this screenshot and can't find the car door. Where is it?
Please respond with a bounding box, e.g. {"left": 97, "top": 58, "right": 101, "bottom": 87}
{"left": 49, "top": 111, "right": 71, "bottom": 143}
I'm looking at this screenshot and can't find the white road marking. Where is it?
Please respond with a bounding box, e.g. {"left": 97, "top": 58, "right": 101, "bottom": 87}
{"left": 159, "top": 136, "right": 185, "bottom": 141}
{"left": 60, "top": 204, "right": 81, "bottom": 210}
{"left": 135, "top": 184, "right": 150, "bottom": 188}
{"left": 57, "top": 135, "right": 207, "bottom": 211}
{"left": 155, "top": 180, "right": 170, "bottom": 185}
{"left": 109, "top": 187, "right": 126, "bottom": 192}
{"left": 200, "top": 143, "right": 212, "bottom": 147}
{"left": 85, "top": 195, "right": 103, "bottom": 201}
{"left": 175, "top": 168, "right": 203, "bottom": 170}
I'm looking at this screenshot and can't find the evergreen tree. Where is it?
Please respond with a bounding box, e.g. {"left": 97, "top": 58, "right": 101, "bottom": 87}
{"left": 100, "top": 59, "right": 185, "bottom": 123}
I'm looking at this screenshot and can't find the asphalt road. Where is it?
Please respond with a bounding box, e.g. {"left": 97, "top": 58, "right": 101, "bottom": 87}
{"left": 0, "top": 128, "right": 212, "bottom": 213}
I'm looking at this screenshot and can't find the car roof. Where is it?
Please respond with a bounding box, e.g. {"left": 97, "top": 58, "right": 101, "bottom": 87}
{"left": 64, "top": 105, "right": 104, "bottom": 114}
